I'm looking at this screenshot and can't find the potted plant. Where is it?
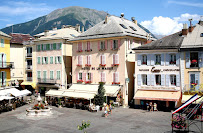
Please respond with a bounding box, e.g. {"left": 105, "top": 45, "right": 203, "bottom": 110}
{"left": 171, "top": 115, "right": 187, "bottom": 129}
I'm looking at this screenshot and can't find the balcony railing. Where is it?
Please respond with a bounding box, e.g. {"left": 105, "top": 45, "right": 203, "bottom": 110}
{"left": 26, "top": 65, "right": 32, "bottom": 70}
{"left": 182, "top": 84, "right": 203, "bottom": 93}
{"left": 0, "top": 80, "right": 19, "bottom": 87}
{"left": 0, "top": 62, "right": 14, "bottom": 69}
{"left": 26, "top": 53, "right": 32, "bottom": 57}
{"left": 27, "top": 77, "right": 32, "bottom": 81}
{"left": 38, "top": 78, "right": 57, "bottom": 84}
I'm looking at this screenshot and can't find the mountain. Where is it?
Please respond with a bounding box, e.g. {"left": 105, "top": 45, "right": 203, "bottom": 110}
{"left": 1, "top": 6, "right": 108, "bottom": 35}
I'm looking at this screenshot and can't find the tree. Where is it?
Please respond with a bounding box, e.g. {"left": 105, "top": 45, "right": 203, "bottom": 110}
{"left": 94, "top": 82, "right": 105, "bottom": 106}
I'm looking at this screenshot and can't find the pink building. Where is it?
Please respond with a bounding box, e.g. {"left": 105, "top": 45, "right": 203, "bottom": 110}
{"left": 69, "top": 14, "right": 156, "bottom": 106}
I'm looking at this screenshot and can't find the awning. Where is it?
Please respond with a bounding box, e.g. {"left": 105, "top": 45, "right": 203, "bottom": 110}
{"left": 62, "top": 91, "right": 96, "bottom": 99}
{"left": 0, "top": 96, "right": 14, "bottom": 101}
{"left": 134, "top": 90, "right": 181, "bottom": 101}
{"left": 45, "top": 89, "right": 64, "bottom": 97}
{"left": 20, "top": 89, "right": 32, "bottom": 96}
{"left": 182, "top": 94, "right": 203, "bottom": 104}
{"left": 104, "top": 85, "right": 121, "bottom": 97}
{"left": 21, "top": 82, "right": 37, "bottom": 89}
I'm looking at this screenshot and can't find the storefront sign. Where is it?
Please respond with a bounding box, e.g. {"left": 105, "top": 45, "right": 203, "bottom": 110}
{"left": 163, "top": 69, "right": 179, "bottom": 71}
{"left": 81, "top": 67, "right": 114, "bottom": 70}
{"left": 151, "top": 67, "right": 161, "bottom": 73}
{"left": 138, "top": 68, "right": 180, "bottom": 72}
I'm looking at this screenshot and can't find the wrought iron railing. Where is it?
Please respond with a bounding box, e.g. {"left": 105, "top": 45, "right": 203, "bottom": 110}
{"left": 182, "top": 84, "right": 203, "bottom": 93}
{"left": 0, "top": 62, "right": 14, "bottom": 69}
{"left": 26, "top": 53, "right": 32, "bottom": 57}
{"left": 38, "top": 78, "right": 57, "bottom": 84}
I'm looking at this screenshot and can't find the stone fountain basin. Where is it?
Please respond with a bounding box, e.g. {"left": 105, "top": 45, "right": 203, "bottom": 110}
{"left": 26, "top": 107, "right": 52, "bottom": 116}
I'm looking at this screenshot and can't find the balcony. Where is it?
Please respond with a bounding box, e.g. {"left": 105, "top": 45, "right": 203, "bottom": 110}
{"left": 182, "top": 84, "right": 203, "bottom": 93}
{"left": 38, "top": 78, "right": 57, "bottom": 84}
{"left": 27, "top": 77, "right": 32, "bottom": 81}
{"left": 26, "top": 53, "right": 32, "bottom": 58}
{"left": 0, "top": 62, "right": 14, "bottom": 69}
{"left": 26, "top": 65, "right": 32, "bottom": 70}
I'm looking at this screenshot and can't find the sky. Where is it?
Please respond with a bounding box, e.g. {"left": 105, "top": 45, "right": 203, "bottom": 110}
{"left": 0, "top": 0, "right": 202, "bottom": 36}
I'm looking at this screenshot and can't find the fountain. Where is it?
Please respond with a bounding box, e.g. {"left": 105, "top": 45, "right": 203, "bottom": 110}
{"left": 26, "top": 93, "right": 52, "bottom": 116}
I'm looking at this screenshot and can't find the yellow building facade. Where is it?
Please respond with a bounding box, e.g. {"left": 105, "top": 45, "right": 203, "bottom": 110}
{"left": 0, "top": 31, "right": 12, "bottom": 87}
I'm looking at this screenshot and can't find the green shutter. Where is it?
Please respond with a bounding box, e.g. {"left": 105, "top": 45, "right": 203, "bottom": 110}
{"left": 48, "top": 44, "right": 50, "bottom": 50}
{"left": 60, "top": 43, "right": 62, "bottom": 49}
{"left": 42, "top": 57, "right": 44, "bottom": 64}
{"left": 1, "top": 39, "right": 4, "bottom": 47}
{"left": 55, "top": 57, "right": 57, "bottom": 64}
{"left": 37, "top": 57, "right": 40, "bottom": 64}
{"left": 46, "top": 57, "right": 48, "bottom": 64}
{"left": 4, "top": 72, "right": 6, "bottom": 86}
{"left": 53, "top": 43, "right": 56, "bottom": 50}
{"left": 0, "top": 72, "right": 2, "bottom": 85}
{"left": 50, "top": 57, "right": 53, "bottom": 64}
{"left": 41, "top": 44, "right": 44, "bottom": 51}
{"left": 59, "top": 56, "right": 62, "bottom": 63}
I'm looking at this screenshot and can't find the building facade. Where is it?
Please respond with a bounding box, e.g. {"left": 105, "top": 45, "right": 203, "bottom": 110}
{"left": 34, "top": 26, "right": 80, "bottom": 94}
{"left": 180, "top": 20, "right": 203, "bottom": 102}
{"left": 70, "top": 15, "right": 156, "bottom": 106}
{"left": 133, "top": 31, "right": 183, "bottom": 110}
{"left": 0, "top": 31, "right": 13, "bottom": 87}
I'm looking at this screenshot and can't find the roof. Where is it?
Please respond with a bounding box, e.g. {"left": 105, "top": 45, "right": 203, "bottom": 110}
{"left": 69, "top": 15, "right": 156, "bottom": 41}
{"left": 0, "top": 31, "right": 11, "bottom": 38}
{"left": 34, "top": 27, "right": 81, "bottom": 41}
{"left": 10, "top": 33, "right": 34, "bottom": 44}
{"left": 133, "top": 31, "right": 183, "bottom": 50}
{"left": 180, "top": 22, "right": 203, "bottom": 49}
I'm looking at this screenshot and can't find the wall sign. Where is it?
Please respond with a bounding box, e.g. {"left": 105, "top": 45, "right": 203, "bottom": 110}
{"left": 81, "top": 67, "right": 114, "bottom": 70}
{"left": 139, "top": 67, "right": 180, "bottom": 72}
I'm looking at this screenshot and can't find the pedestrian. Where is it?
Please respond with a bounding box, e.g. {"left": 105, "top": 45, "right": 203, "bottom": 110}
{"left": 146, "top": 102, "right": 149, "bottom": 111}
{"left": 149, "top": 102, "right": 153, "bottom": 112}
{"left": 154, "top": 103, "right": 158, "bottom": 111}
{"left": 140, "top": 101, "right": 144, "bottom": 110}
{"left": 104, "top": 105, "right": 108, "bottom": 117}
{"left": 109, "top": 103, "right": 112, "bottom": 115}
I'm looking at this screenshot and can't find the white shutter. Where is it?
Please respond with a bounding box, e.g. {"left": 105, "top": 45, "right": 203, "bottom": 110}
{"left": 161, "top": 54, "right": 164, "bottom": 66}
{"left": 115, "top": 54, "right": 119, "bottom": 64}
{"left": 79, "top": 56, "right": 83, "bottom": 65}
{"left": 151, "top": 74, "right": 155, "bottom": 86}
{"left": 137, "top": 54, "right": 141, "bottom": 66}
{"left": 186, "top": 52, "right": 190, "bottom": 68}
{"left": 151, "top": 54, "right": 155, "bottom": 65}
{"left": 165, "top": 54, "right": 169, "bottom": 66}
{"left": 147, "top": 74, "right": 150, "bottom": 86}
{"left": 176, "top": 74, "right": 180, "bottom": 87}
{"left": 77, "top": 56, "right": 79, "bottom": 65}
{"left": 165, "top": 74, "right": 170, "bottom": 86}
{"left": 147, "top": 55, "right": 150, "bottom": 66}
{"left": 89, "top": 56, "right": 91, "bottom": 65}
{"left": 137, "top": 74, "right": 141, "bottom": 86}
{"left": 3, "top": 54, "right": 6, "bottom": 67}
{"left": 3, "top": 72, "right": 6, "bottom": 86}
{"left": 86, "top": 56, "right": 88, "bottom": 65}
{"left": 176, "top": 53, "right": 180, "bottom": 65}
{"left": 0, "top": 53, "right": 2, "bottom": 67}
{"left": 115, "top": 72, "right": 119, "bottom": 83}
{"left": 161, "top": 74, "right": 165, "bottom": 86}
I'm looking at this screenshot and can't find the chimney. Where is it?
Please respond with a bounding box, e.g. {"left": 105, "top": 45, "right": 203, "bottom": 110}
{"left": 44, "top": 30, "right": 49, "bottom": 37}
{"left": 121, "top": 13, "right": 124, "bottom": 18}
{"left": 182, "top": 23, "right": 188, "bottom": 35}
{"left": 52, "top": 27, "right": 57, "bottom": 31}
{"left": 104, "top": 16, "right": 108, "bottom": 24}
{"left": 76, "top": 24, "right": 80, "bottom": 32}
{"left": 199, "top": 16, "right": 203, "bottom": 25}
{"left": 188, "top": 18, "right": 194, "bottom": 32}
{"left": 82, "top": 26, "right": 84, "bottom": 33}
{"left": 61, "top": 25, "right": 66, "bottom": 29}
{"left": 131, "top": 17, "right": 137, "bottom": 25}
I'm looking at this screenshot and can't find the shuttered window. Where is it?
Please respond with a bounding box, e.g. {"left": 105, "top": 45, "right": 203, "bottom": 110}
{"left": 50, "top": 71, "right": 54, "bottom": 80}
{"left": 57, "top": 71, "right": 61, "bottom": 80}
{"left": 1, "top": 39, "right": 4, "bottom": 47}
{"left": 37, "top": 57, "right": 41, "bottom": 64}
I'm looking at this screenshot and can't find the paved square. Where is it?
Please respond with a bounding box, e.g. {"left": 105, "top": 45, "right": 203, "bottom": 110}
{"left": 0, "top": 104, "right": 173, "bottom": 133}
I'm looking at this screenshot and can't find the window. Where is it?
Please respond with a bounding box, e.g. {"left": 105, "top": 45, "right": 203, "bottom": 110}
{"left": 37, "top": 71, "right": 41, "bottom": 79}
{"left": 77, "top": 42, "right": 82, "bottom": 52}
{"left": 155, "top": 75, "right": 161, "bottom": 85}
{"left": 190, "top": 52, "right": 198, "bottom": 67}
{"left": 87, "top": 73, "right": 91, "bottom": 81}
{"left": 37, "top": 57, "right": 41, "bottom": 64}
{"left": 155, "top": 54, "right": 161, "bottom": 65}
{"left": 190, "top": 73, "right": 199, "bottom": 88}
{"left": 55, "top": 56, "right": 62, "bottom": 64}
{"left": 113, "top": 40, "right": 118, "bottom": 50}
{"left": 41, "top": 44, "right": 44, "bottom": 51}
{"left": 101, "top": 72, "right": 106, "bottom": 82}
{"left": 129, "top": 26, "right": 137, "bottom": 31}
{"left": 42, "top": 57, "right": 48, "bottom": 64}
{"left": 113, "top": 54, "right": 119, "bottom": 65}
{"left": 53, "top": 43, "right": 57, "bottom": 50}
{"left": 50, "top": 71, "right": 54, "bottom": 80}
{"left": 56, "top": 43, "right": 62, "bottom": 50}
{"left": 43, "top": 44, "right": 46, "bottom": 51}
{"left": 113, "top": 72, "right": 119, "bottom": 84}
{"left": 120, "top": 24, "right": 127, "bottom": 29}
{"left": 170, "top": 75, "right": 176, "bottom": 86}
{"left": 77, "top": 56, "right": 83, "bottom": 66}
{"left": 200, "top": 33, "right": 203, "bottom": 37}
{"left": 78, "top": 73, "right": 82, "bottom": 80}
{"left": 50, "top": 44, "right": 53, "bottom": 50}
{"left": 142, "top": 55, "right": 147, "bottom": 65}
{"left": 86, "top": 55, "right": 91, "bottom": 66}
{"left": 37, "top": 45, "right": 41, "bottom": 51}
{"left": 46, "top": 44, "right": 50, "bottom": 50}
{"left": 86, "top": 41, "right": 91, "bottom": 51}
{"left": 170, "top": 54, "right": 176, "bottom": 65}
{"left": 100, "top": 41, "right": 105, "bottom": 50}
{"left": 57, "top": 71, "right": 60, "bottom": 80}
{"left": 100, "top": 55, "right": 106, "bottom": 66}
{"left": 0, "top": 71, "right": 6, "bottom": 86}
{"left": 1, "top": 39, "right": 4, "bottom": 47}
{"left": 142, "top": 75, "right": 147, "bottom": 85}
{"left": 50, "top": 57, "right": 53, "bottom": 64}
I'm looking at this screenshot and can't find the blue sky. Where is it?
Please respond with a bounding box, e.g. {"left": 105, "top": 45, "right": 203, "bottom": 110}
{"left": 0, "top": 0, "right": 202, "bottom": 35}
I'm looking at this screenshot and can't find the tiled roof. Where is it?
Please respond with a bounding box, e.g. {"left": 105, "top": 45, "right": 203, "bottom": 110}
{"left": 0, "top": 31, "right": 11, "bottom": 38}
{"left": 133, "top": 31, "right": 183, "bottom": 50}
{"left": 10, "top": 33, "right": 34, "bottom": 44}
{"left": 70, "top": 15, "right": 156, "bottom": 41}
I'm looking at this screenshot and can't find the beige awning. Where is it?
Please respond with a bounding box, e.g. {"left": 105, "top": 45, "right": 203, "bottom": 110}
{"left": 134, "top": 90, "right": 181, "bottom": 101}
{"left": 62, "top": 91, "right": 96, "bottom": 99}
{"left": 104, "top": 85, "right": 121, "bottom": 97}
{"left": 45, "top": 89, "right": 64, "bottom": 97}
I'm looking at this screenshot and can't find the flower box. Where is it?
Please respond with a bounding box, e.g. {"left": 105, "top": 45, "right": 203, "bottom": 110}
{"left": 85, "top": 49, "right": 92, "bottom": 52}
{"left": 77, "top": 50, "right": 83, "bottom": 52}
{"left": 171, "top": 115, "right": 187, "bottom": 129}
{"left": 85, "top": 64, "right": 91, "bottom": 67}
{"left": 142, "top": 62, "right": 146, "bottom": 65}
{"left": 112, "top": 82, "right": 120, "bottom": 85}
{"left": 191, "top": 83, "right": 197, "bottom": 86}
{"left": 77, "top": 80, "right": 83, "bottom": 83}
{"left": 85, "top": 81, "right": 92, "bottom": 84}
{"left": 112, "top": 64, "right": 119, "bottom": 66}
{"left": 100, "top": 64, "right": 106, "bottom": 67}
{"left": 77, "top": 64, "right": 82, "bottom": 67}
{"left": 170, "top": 61, "right": 176, "bottom": 64}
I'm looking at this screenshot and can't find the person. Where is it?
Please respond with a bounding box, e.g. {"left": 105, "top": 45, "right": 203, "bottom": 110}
{"left": 140, "top": 101, "right": 144, "bottom": 110}
{"left": 154, "top": 103, "right": 158, "bottom": 111}
{"left": 146, "top": 102, "right": 149, "bottom": 111}
{"left": 104, "top": 105, "right": 108, "bottom": 117}
{"left": 149, "top": 102, "right": 153, "bottom": 112}
{"left": 109, "top": 103, "right": 112, "bottom": 115}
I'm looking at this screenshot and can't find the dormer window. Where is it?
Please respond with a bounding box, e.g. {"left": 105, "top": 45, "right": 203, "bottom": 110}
{"left": 129, "top": 26, "right": 137, "bottom": 31}
{"left": 120, "top": 24, "right": 127, "bottom": 29}
{"left": 200, "top": 33, "right": 203, "bottom": 37}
